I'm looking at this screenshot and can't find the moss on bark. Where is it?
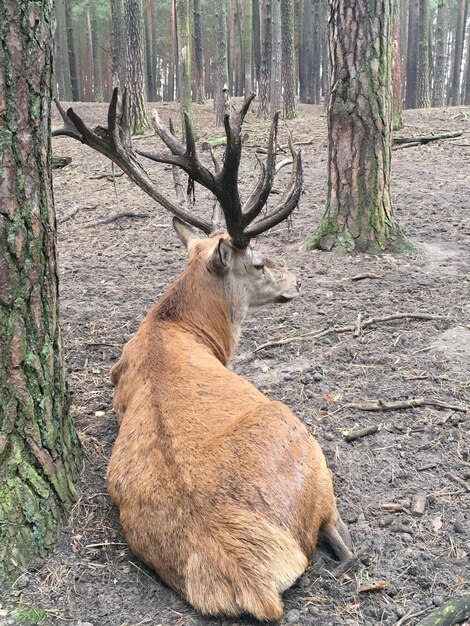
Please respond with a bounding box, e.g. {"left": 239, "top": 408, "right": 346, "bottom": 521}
{"left": 0, "top": 0, "right": 80, "bottom": 583}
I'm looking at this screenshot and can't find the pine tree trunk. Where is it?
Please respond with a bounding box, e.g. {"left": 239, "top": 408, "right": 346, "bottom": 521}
{"left": 54, "top": 1, "right": 67, "bottom": 99}
{"left": 464, "top": 23, "right": 470, "bottom": 104}
{"left": 64, "top": 0, "right": 80, "bottom": 101}
{"left": 213, "top": 0, "right": 228, "bottom": 126}
{"left": 252, "top": 0, "right": 261, "bottom": 85}
{"left": 281, "top": 0, "right": 297, "bottom": 118}
{"left": 168, "top": 0, "right": 176, "bottom": 100}
{"left": 433, "top": 0, "right": 448, "bottom": 107}
{"left": 308, "top": 0, "right": 406, "bottom": 253}
{"left": 124, "top": 0, "right": 150, "bottom": 133}
{"left": 56, "top": 0, "right": 72, "bottom": 100}
{"left": 176, "top": 0, "right": 194, "bottom": 129}
{"left": 270, "top": 0, "right": 282, "bottom": 116}
{"left": 311, "top": 0, "right": 321, "bottom": 104}
{"left": 392, "top": 0, "right": 403, "bottom": 128}
{"left": 405, "top": 0, "right": 418, "bottom": 108}
{"left": 294, "top": 0, "right": 301, "bottom": 95}
{"left": 143, "top": 0, "right": 155, "bottom": 101}
{"left": 193, "top": 0, "right": 205, "bottom": 103}
{"left": 417, "top": 0, "right": 430, "bottom": 107}
{"left": 299, "top": 0, "right": 312, "bottom": 103}
{"left": 243, "top": 0, "right": 253, "bottom": 95}
{"left": 110, "top": 0, "right": 126, "bottom": 89}
{"left": 451, "top": 0, "right": 466, "bottom": 105}
{"left": 91, "top": 6, "right": 104, "bottom": 102}
{"left": 0, "top": 0, "right": 80, "bottom": 582}
{"left": 258, "top": 0, "right": 272, "bottom": 116}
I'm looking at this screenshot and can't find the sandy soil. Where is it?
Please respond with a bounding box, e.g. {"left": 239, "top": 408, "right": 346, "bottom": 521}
{"left": 1, "top": 100, "right": 469, "bottom": 626}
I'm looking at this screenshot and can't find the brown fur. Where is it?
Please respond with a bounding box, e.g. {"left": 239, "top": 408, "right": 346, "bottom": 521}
{"left": 107, "top": 229, "right": 352, "bottom": 621}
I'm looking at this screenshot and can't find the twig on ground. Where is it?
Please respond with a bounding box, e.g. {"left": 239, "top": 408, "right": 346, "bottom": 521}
{"left": 90, "top": 172, "right": 125, "bottom": 181}
{"left": 346, "top": 398, "right": 468, "bottom": 413}
{"left": 392, "top": 141, "right": 422, "bottom": 151}
{"left": 445, "top": 472, "right": 470, "bottom": 493}
{"left": 84, "top": 211, "right": 150, "bottom": 228}
{"left": 353, "top": 312, "right": 363, "bottom": 338}
{"left": 393, "top": 131, "right": 463, "bottom": 145}
{"left": 350, "top": 273, "right": 381, "bottom": 281}
{"left": 58, "top": 204, "right": 97, "bottom": 224}
{"left": 254, "top": 312, "right": 450, "bottom": 352}
{"left": 343, "top": 424, "right": 379, "bottom": 442}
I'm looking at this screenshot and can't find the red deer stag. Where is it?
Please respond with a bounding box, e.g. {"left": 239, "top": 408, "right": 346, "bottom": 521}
{"left": 54, "top": 90, "right": 353, "bottom": 621}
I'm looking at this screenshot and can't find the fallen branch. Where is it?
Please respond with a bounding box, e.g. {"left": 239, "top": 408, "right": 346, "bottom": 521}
{"left": 90, "top": 172, "right": 125, "bottom": 181}
{"left": 84, "top": 211, "right": 150, "bottom": 228}
{"left": 330, "top": 546, "right": 367, "bottom": 578}
{"left": 392, "top": 141, "right": 421, "bottom": 151}
{"left": 414, "top": 595, "right": 470, "bottom": 626}
{"left": 343, "top": 424, "right": 379, "bottom": 442}
{"left": 445, "top": 472, "right": 470, "bottom": 493}
{"left": 57, "top": 204, "right": 97, "bottom": 224}
{"left": 350, "top": 273, "right": 381, "bottom": 281}
{"left": 393, "top": 131, "right": 463, "bottom": 145}
{"left": 254, "top": 312, "right": 449, "bottom": 352}
{"left": 346, "top": 398, "right": 467, "bottom": 413}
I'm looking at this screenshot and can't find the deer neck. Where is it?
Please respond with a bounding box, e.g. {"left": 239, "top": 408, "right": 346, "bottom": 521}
{"left": 151, "top": 262, "right": 246, "bottom": 366}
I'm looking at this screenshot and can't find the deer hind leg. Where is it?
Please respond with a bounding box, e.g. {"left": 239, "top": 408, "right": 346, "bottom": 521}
{"left": 321, "top": 504, "right": 353, "bottom": 562}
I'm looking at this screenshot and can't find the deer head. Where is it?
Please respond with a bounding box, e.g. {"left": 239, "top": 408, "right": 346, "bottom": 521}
{"left": 53, "top": 89, "right": 303, "bottom": 250}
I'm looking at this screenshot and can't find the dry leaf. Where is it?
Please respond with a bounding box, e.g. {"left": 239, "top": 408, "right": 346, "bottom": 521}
{"left": 324, "top": 394, "right": 335, "bottom": 405}
{"left": 431, "top": 516, "right": 443, "bottom": 533}
{"left": 358, "top": 580, "right": 389, "bottom": 593}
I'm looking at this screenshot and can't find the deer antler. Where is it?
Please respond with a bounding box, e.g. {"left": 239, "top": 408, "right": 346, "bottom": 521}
{"left": 53, "top": 89, "right": 303, "bottom": 248}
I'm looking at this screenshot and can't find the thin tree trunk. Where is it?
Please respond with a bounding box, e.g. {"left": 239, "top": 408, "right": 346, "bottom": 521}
{"left": 111, "top": 0, "right": 126, "bottom": 89}
{"left": 299, "top": 0, "right": 312, "bottom": 103}
{"left": 64, "top": 0, "right": 80, "bottom": 101}
{"left": 309, "top": 0, "right": 406, "bottom": 253}
{"left": 54, "top": 1, "right": 67, "bottom": 99}
{"left": 433, "top": 0, "right": 448, "bottom": 106}
{"left": 311, "top": 0, "right": 321, "bottom": 104}
{"left": 243, "top": 0, "right": 253, "bottom": 95}
{"left": 252, "top": 0, "right": 261, "bottom": 85}
{"left": 176, "top": 0, "right": 194, "bottom": 129}
{"left": 91, "top": 6, "right": 104, "bottom": 102}
{"left": 258, "top": 0, "right": 272, "bottom": 116}
{"left": 168, "top": 0, "right": 176, "bottom": 100}
{"left": 417, "top": 0, "right": 430, "bottom": 107}
{"left": 193, "top": 0, "right": 205, "bottom": 102}
{"left": 294, "top": 0, "right": 301, "bottom": 95}
{"left": 281, "top": 0, "right": 297, "bottom": 117}
{"left": 405, "top": 0, "right": 419, "bottom": 108}
{"left": 464, "top": 21, "right": 470, "bottom": 104}
{"left": 271, "top": 0, "right": 282, "bottom": 116}
{"left": 227, "top": 0, "right": 234, "bottom": 94}
{"left": 392, "top": 0, "right": 403, "bottom": 127}
{"left": 143, "top": 0, "right": 155, "bottom": 101}
{"left": 451, "top": 0, "right": 467, "bottom": 104}
{"left": 214, "top": 0, "right": 228, "bottom": 125}
{"left": 125, "top": 0, "right": 150, "bottom": 133}
{"left": 0, "top": 0, "right": 80, "bottom": 582}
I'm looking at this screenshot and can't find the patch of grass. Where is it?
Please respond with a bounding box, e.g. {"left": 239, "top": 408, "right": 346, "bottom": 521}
{"left": 11, "top": 607, "right": 47, "bottom": 625}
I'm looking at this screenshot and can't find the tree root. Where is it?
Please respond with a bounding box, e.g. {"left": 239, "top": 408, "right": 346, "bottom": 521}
{"left": 415, "top": 595, "right": 470, "bottom": 626}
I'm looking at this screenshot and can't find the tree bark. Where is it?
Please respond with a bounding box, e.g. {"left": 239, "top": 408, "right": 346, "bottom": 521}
{"left": 299, "top": 0, "right": 312, "bottom": 103}
{"left": 464, "top": 21, "right": 470, "bottom": 104}
{"left": 281, "top": 0, "right": 297, "bottom": 118}
{"left": 124, "top": 0, "right": 150, "bottom": 133}
{"left": 311, "top": 0, "right": 321, "bottom": 104}
{"left": 392, "top": 0, "right": 403, "bottom": 128}
{"left": 213, "top": 0, "right": 228, "bottom": 126}
{"left": 64, "top": 0, "right": 80, "bottom": 101}
{"left": 308, "top": 0, "right": 406, "bottom": 253}
{"left": 252, "top": 0, "right": 261, "bottom": 85}
{"left": 193, "top": 0, "right": 205, "bottom": 103}
{"left": 433, "top": 0, "right": 448, "bottom": 107}
{"left": 243, "top": 0, "right": 253, "bottom": 95}
{"left": 405, "top": 0, "right": 418, "bottom": 108}
{"left": 54, "top": 0, "right": 67, "bottom": 99}
{"left": 0, "top": 0, "right": 80, "bottom": 582}
{"left": 176, "top": 0, "right": 194, "bottom": 130}
{"left": 417, "top": 0, "right": 430, "bottom": 107}
{"left": 451, "top": 0, "right": 466, "bottom": 105}
{"left": 91, "top": 6, "right": 104, "bottom": 102}
{"left": 271, "top": 0, "right": 282, "bottom": 116}
{"left": 143, "top": 0, "right": 156, "bottom": 101}
{"left": 258, "top": 0, "right": 272, "bottom": 116}
{"left": 111, "top": 0, "right": 126, "bottom": 89}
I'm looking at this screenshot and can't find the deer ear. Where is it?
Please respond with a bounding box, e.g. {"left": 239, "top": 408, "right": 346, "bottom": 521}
{"left": 208, "top": 239, "right": 232, "bottom": 274}
{"left": 173, "top": 217, "right": 200, "bottom": 248}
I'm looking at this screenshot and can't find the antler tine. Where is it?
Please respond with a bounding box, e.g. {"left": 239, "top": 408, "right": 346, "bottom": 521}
{"left": 52, "top": 98, "right": 83, "bottom": 141}
{"left": 245, "top": 140, "right": 303, "bottom": 239}
{"left": 52, "top": 92, "right": 212, "bottom": 234}
{"left": 241, "top": 112, "right": 279, "bottom": 227}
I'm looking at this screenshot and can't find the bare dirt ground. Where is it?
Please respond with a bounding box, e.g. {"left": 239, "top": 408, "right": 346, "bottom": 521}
{"left": 2, "top": 101, "right": 470, "bottom": 626}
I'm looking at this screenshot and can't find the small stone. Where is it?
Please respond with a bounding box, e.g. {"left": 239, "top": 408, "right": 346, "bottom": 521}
{"left": 454, "top": 521, "right": 466, "bottom": 534}
{"left": 299, "top": 575, "right": 311, "bottom": 588}
{"left": 313, "top": 372, "right": 323, "bottom": 381}
{"left": 432, "top": 596, "right": 444, "bottom": 607}
{"left": 285, "top": 609, "right": 301, "bottom": 624}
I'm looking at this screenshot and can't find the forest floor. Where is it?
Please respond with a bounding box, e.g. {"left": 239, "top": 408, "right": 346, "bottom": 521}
{"left": 2, "top": 101, "right": 470, "bottom": 626}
